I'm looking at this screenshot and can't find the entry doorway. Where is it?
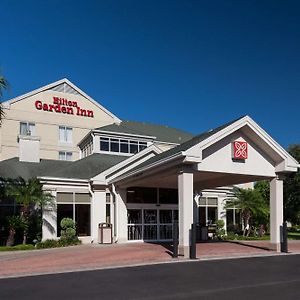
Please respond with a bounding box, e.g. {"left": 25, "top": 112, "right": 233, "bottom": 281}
{"left": 127, "top": 208, "right": 178, "bottom": 241}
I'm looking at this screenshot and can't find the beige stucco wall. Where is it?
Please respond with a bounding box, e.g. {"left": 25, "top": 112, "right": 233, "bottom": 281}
{"left": 0, "top": 90, "right": 117, "bottom": 161}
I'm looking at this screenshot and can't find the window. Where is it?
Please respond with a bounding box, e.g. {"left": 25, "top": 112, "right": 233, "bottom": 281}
{"left": 20, "top": 122, "right": 35, "bottom": 136}
{"left": 56, "top": 192, "right": 91, "bottom": 237}
{"left": 59, "top": 126, "right": 72, "bottom": 143}
{"left": 81, "top": 140, "right": 93, "bottom": 158}
{"left": 99, "top": 136, "right": 148, "bottom": 155}
{"left": 59, "top": 151, "right": 72, "bottom": 161}
{"left": 198, "top": 197, "right": 218, "bottom": 226}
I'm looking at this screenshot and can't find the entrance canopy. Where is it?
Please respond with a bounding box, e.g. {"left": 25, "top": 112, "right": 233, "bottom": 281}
{"left": 108, "top": 115, "right": 299, "bottom": 257}
{"left": 111, "top": 115, "right": 298, "bottom": 189}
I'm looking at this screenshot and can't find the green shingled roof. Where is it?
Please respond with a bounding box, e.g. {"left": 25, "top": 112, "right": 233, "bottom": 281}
{"left": 0, "top": 154, "right": 128, "bottom": 181}
{"left": 50, "top": 153, "right": 127, "bottom": 179}
{"left": 0, "top": 158, "right": 73, "bottom": 181}
{"left": 96, "top": 120, "right": 194, "bottom": 144}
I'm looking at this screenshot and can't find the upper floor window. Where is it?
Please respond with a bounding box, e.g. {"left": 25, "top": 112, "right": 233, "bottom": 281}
{"left": 59, "top": 151, "right": 72, "bottom": 161}
{"left": 59, "top": 126, "right": 72, "bottom": 143}
{"left": 100, "top": 137, "right": 147, "bottom": 154}
{"left": 20, "top": 122, "right": 35, "bottom": 136}
{"left": 81, "top": 140, "right": 93, "bottom": 158}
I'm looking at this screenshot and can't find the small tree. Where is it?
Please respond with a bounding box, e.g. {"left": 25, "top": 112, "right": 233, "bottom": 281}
{"left": 225, "top": 187, "right": 269, "bottom": 236}
{"left": 6, "top": 215, "right": 25, "bottom": 246}
{"left": 60, "top": 218, "right": 79, "bottom": 245}
{"left": 6, "top": 177, "right": 54, "bottom": 244}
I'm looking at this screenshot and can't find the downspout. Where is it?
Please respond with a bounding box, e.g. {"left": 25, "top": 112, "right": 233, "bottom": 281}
{"left": 88, "top": 181, "right": 95, "bottom": 243}
{"left": 111, "top": 183, "right": 118, "bottom": 242}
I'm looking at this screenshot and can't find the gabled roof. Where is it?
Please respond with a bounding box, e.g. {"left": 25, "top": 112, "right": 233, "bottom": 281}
{"left": 95, "top": 120, "right": 194, "bottom": 144}
{"left": 112, "top": 115, "right": 299, "bottom": 183}
{"left": 122, "top": 116, "right": 244, "bottom": 172}
{"left": 2, "top": 78, "right": 121, "bottom": 123}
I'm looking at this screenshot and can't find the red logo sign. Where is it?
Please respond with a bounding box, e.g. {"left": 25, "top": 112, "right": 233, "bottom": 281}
{"left": 233, "top": 141, "right": 248, "bottom": 159}
{"left": 35, "top": 97, "right": 94, "bottom": 118}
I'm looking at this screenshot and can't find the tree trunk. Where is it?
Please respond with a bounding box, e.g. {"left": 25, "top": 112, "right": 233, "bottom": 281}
{"left": 6, "top": 228, "right": 15, "bottom": 246}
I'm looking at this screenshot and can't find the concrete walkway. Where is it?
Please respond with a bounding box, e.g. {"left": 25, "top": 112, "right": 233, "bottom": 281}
{"left": 1, "top": 240, "right": 300, "bottom": 278}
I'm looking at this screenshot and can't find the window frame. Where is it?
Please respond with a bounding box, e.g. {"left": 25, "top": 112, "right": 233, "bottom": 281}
{"left": 59, "top": 126, "right": 73, "bottom": 144}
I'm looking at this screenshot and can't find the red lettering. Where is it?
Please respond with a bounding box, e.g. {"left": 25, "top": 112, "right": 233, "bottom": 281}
{"left": 76, "top": 107, "right": 81, "bottom": 115}
{"left": 35, "top": 100, "right": 42, "bottom": 110}
{"left": 48, "top": 104, "right": 54, "bottom": 112}
{"left": 53, "top": 97, "right": 59, "bottom": 104}
{"left": 72, "top": 101, "right": 77, "bottom": 107}
{"left": 55, "top": 105, "right": 61, "bottom": 113}
{"left": 87, "top": 110, "right": 94, "bottom": 118}
{"left": 43, "top": 103, "right": 49, "bottom": 111}
{"left": 66, "top": 107, "right": 74, "bottom": 114}
{"left": 61, "top": 107, "right": 66, "bottom": 114}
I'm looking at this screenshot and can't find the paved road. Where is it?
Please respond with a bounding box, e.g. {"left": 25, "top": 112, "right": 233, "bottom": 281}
{"left": 0, "top": 255, "right": 299, "bottom": 300}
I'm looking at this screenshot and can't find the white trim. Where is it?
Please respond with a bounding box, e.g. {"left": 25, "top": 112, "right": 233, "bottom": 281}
{"left": 3, "top": 78, "right": 121, "bottom": 123}
{"left": 189, "top": 116, "right": 299, "bottom": 171}
{"left": 93, "top": 130, "right": 156, "bottom": 140}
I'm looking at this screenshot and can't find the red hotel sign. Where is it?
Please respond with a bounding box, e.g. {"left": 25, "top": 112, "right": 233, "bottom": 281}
{"left": 35, "top": 97, "right": 94, "bottom": 118}
{"left": 233, "top": 141, "right": 248, "bottom": 160}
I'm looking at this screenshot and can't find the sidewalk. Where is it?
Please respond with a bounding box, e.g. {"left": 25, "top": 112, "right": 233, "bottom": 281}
{"left": 1, "top": 240, "right": 300, "bottom": 278}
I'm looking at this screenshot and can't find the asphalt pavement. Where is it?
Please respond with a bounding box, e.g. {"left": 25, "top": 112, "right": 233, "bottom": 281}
{"left": 0, "top": 254, "right": 299, "bottom": 300}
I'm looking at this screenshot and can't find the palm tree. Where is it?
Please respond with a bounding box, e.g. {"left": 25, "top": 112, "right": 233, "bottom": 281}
{"left": 7, "top": 177, "right": 55, "bottom": 244}
{"left": 225, "top": 187, "right": 269, "bottom": 236}
{"left": 0, "top": 74, "right": 9, "bottom": 125}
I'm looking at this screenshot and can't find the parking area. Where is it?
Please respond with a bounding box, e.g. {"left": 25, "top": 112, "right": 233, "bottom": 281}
{"left": 1, "top": 240, "right": 300, "bottom": 278}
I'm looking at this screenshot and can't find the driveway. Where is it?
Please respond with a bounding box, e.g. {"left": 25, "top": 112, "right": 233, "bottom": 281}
{"left": 1, "top": 240, "right": 300, "bottom": 278}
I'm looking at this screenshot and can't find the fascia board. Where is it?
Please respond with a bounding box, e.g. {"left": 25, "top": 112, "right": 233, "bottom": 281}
{"left": 39, "top": 176, "right": 89, "bottom": 183}
{"left": 92, "top": 130, "right": 156, "bottom": 140}
{"left": 3, "top": 78, "right": 122, "bottom": 123}
{"left": 187, "top": 115, "right": 298, "bottom": 171}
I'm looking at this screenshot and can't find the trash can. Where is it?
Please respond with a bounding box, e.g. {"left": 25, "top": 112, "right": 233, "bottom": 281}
{"left": 98, "top": 223, "right": 113, "bottom": 244}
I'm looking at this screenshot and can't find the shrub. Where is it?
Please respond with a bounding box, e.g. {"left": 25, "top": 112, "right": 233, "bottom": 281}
{"left": 0, "top": 244, "right": 35, "bottom": 251}
{"left": 36, "top": 239, "right": 61, "bottom": 249}
{"left": 60, "top": 218, "right": 80, "bottom": 245}
{"left": 215, "top": 219, "right": 225, "bottom": 240}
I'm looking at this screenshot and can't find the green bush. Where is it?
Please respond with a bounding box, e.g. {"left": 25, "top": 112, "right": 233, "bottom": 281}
{"left": 215, "top": 220, "right": 225, "bottom": 240}
{"left": 60, "top": 218, "right": 80, "bottom": 245}
{"left": 0, "top": 244, "right": 35, "bottom": 251}
{"left": 36, "top": 239, "right": 61, "bottom": 249}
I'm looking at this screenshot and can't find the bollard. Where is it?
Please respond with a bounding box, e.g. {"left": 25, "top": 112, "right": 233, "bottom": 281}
{"left": 190, "top": 223, "right": 197, "bottom": 259}
{"left": 281, "top": 221, "right": 288, "bottom": 253}
{"left": 173, "top": 221, "right": 178, "bottom": 258}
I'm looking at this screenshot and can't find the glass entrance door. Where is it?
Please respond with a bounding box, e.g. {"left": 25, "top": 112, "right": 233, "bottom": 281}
{"left": 127, "top": 208, "right": 178, "bottom": 241}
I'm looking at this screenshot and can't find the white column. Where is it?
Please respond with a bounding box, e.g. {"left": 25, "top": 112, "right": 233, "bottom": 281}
{"left": 178, "top": 171, "right": 194, "bottom": 258}
{"left": 270, "top": 176, "right": 284, "bottom": 252}
{"left": 42, "top": 190, "right": 57, "bottom": 241}
{"left": 219, "top": 195, "right": 227, "bottom": 233}
{"left": 116, "top": 188, "right": 128, "bottom": 243}
{"left": 92, "top": 189, "right": 106, "bottom": 243}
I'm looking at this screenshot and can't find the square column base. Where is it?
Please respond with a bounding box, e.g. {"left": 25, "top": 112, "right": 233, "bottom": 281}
{"left": 270, "top": 243, "right": 281, "bottom": 252}
{"left": 179, "top": 245, "right": 190, "bottom": 258}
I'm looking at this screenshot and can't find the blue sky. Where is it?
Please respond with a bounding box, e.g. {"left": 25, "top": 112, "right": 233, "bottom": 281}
{"left": 1, "top": 0, "right": 299, "bottom": 147}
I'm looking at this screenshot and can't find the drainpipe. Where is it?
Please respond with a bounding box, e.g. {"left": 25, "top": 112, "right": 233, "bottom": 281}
{"left": 88, "top": 181, "right": 95, "bottom": 243}
{"left": 111, "top": 183, "right": 118, "bottom": 242}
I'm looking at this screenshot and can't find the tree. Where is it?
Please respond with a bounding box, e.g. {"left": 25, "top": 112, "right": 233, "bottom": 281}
{"left": 254, "top": 180, "right": 270, "bottom": 206}
{"left": 6, "top": 177, "right": 55, "bottom": 244}
{"left": 225, "top": 187, "right": 269, "bottom": 236}
{"left": 284, "top": 145, "right": 300, "bottom": 224}
{"left": 0, "top": 74, "right": 9, "bottom": 125}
